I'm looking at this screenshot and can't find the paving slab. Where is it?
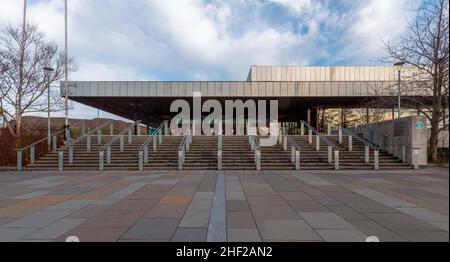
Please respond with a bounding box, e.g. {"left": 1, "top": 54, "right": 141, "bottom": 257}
{"left": 258, "top": 220, "right": 321, "bottom": 241}
{"left": 316, "top": 229, "right": 367, "bottom": 242}
{"left": 24, "top": 218, "right": 86, "bottom": 240}
{"left": 299, "top": 212, "right": 354, "bottom": 229}
{"left": 121, "top": 218, "right": 179, "bottom": 240}
{"left": 171, "top": 228, "right": 207, "bottom": 242}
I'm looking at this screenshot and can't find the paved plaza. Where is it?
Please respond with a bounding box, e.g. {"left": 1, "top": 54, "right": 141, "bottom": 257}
{"left": 0, "top": 168, "right": 448, "bottom": 242}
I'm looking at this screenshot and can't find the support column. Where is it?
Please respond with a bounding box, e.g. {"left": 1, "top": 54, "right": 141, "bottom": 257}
{"left": 307, "top": 109, "right": 311, "bottom": 125}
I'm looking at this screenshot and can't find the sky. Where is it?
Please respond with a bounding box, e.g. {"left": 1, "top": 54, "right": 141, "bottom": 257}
{"left": 0, "top": 0, "right": 421, "bottom": 120}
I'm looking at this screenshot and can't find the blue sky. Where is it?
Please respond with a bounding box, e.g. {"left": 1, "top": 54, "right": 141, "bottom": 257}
{"left": 0, "top": 0, "right": 421, "bottom": 120}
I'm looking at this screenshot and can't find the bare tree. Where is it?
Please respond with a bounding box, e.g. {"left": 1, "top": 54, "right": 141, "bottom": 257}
{"left": 0, "top": 23, "right": 75, "bottom": 146}
{"left": 384, "top": 0, "right": 449, "bottom": 161}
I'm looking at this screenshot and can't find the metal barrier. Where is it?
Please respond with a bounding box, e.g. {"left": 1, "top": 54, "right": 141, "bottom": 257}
{"left": 300, "top": 120, "right": 340, "bottom": 170}
{"left": 356, "top": 125, "right": 420, "bottom": 169}
{"left": 342, "top": 127, "right": 380, "bottom": 170}
{"left": 15, "top": 120, "right": 85, "bottom": 171}
{"left": 138, "top": 121, "right": 168, "bottom": 171}
{"left": 177, "top": 124, "right": 192, "bottom": 171}
{"left": 275, "top": 121, "right": 300, "bottom": 170}
{"left": 57, "top": 121, "right": 112, "bottom": 171}
{"left": 248, "top": 135, "right": 261, "bottom": 170}
{"left": 99, "top": 121, "right": 140, "bottom": 171}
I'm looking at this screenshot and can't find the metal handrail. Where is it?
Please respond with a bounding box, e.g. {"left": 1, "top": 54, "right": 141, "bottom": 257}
{"left": 139, "top": 121, "right": 167, "bottom": 152}
{"left": 358, "top": 125, "right": 418, "bottom": 149}
{"left": 274, "top": 121, "right": 300, "bottom": 151}
{"left": 342, "top": 127, "right": 379, "bottom": 150}
{"left": 274, "top": 121, "right": 300, "bottom": 170}
{"left": 300, "top": 120, "right": 338, "bottom": 150}
{"left": 177, "top": 123, "right": 192, "bottom": 170}
{"left": 15, "top": 120, "right": 85, "bottom": 152}
{"left": 60, "top": 121, "right": 112, "bottom": 151}
{"left": 101, "top": 121, "right": 139, "bottom": 152}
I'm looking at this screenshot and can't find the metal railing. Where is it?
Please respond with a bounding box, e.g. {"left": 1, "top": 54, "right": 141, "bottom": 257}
{"left": 57, "top": 121, "right": 112, "bottom": 171}
{"left": 356, "top": 125, "right": 420, "bottom": 169}
{"left": 99, "top": 121, "right": 140, "bottom": 171}
{"left": 15, "top": 120, "right": 86, "bottom": 171}
{"left": 300, "top": 120, "right": 340, "bottom": 170}
{"left": 138, "top": 121, "right": 168, "bottom": 171}
{"left": 248, "top": 135, "right": 261, "bottom": 170}
{"left": 275, "top": 121, "right": 300, "bottom": 170}
{"left": 342, "top": 127, "right": 380, "bottom": 170}
{"left": 177, "top": 123, "right": 192, "bottom": 171}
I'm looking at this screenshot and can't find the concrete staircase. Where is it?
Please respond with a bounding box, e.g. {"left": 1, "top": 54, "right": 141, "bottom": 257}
{"left": 183, "top": 136, "right": 217, "bottom": 170}
{"left": 222, "top": 136, "right": 255, "bottom": 170}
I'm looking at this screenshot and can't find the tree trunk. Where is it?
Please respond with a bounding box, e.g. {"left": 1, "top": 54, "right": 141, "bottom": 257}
{"left": 429, "top": 111, "right": 440, "bottom": 162}
{"left": 15, "top": 115, "right": 22, "bottom": 148}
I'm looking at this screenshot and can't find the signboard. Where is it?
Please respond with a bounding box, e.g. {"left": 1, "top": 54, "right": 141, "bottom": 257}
{"left": 415, "top": 121, "right": 425, "bottom": 129}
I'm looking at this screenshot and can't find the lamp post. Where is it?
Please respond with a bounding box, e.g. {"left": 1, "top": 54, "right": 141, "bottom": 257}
{"left": 43, "top": 67, "right": 54, "bottom": 150}
{"left": 394, "top": 62, "right": 405, "bottom": 118}
{"left": 64, "top": 0, "right": 69, "bottom": 128}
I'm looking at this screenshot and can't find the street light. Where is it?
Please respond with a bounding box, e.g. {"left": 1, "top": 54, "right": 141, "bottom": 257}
{"left": 43, "top": 67, "right": 54, "bottom": 150}
{"left": 394, "top": 62, "right": 405, "bottom": 118}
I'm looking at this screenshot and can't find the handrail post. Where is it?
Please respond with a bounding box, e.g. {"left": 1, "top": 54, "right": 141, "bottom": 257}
{"left": 69, "top": 146, "right": 73, "bottom": 164}
{"left": 295, "top": 149, "right": 300, "bottom": 170}
{"left": 334, "top": 150, "right": 339, "bottom": 170}
{"left": 164, "top": 121, "right": 168, "bottom": 135}
{"left": 47, "top": 134, "right": 51, "bottom": 152}
{"left": 328, "top": 146, "right": 332, "bottom": 163}
{"left": 338, "top": 126, "right": 342, "bottom": 144}
{"left": 58, "top": 151, "right": 63, "bottom": 171}
{"left": 283, "top": 136, "right": 287, "bottom": 151}
{"left": 300, "top": 122, "right": 304, "bottom": 136}
{"left": 327, "top": 124, "right": 331, "bottom": 135}
{"left": 128, "top": 129, "right": 132, "bottom": 144}
{"left": 30, "top": 146, "right": 35, "bottom": 165}
{"left": 119, "top": 135, "right": 124, "bottom": 152}
{"left": 402, "top": 146, "right": 406, "bottom": 163}
{"left": 82, "top": 122, "right": 86, "bottom": 136}
{"left": 138, "top": 150, "right": 143, "bottom": 171}
{"left": 107, "top": 146, "right": 111, "bottom": 164}
{"left": 97, "top": 129, "right": 101, "bottom": 144}
{"left": 87, "top": 135, "right": 91, "bottom": 152}
{"left": 365, "top": 146, "right": 369, "bottom": 163}
{"left": 348, "top": 136, "right": 353, "bottom": 151}
{"left": 316, "top": 135, "right": 320, "bottom": 151}
{"left": 99, "top": 150, "right": 104, "bottom": 171}
{"left": 308, "top": 129, "right": 312, "bottom": 144}
{"left": 52, "top": 135, "right": 57, "bottom": 151}
{"left": 256, "top": 149, "right": 261, "bottom": 171}
{"left": 17, "top": 150, "right": 22, "bottom": 171}
{"left": 144, "top": 145, "right": 148, "bottom": 164}
{"left": 291, "top": 145, "right": 295, "bottom": 163}
{"left": 137, "top": 123, "right": 141, "bottom": 136}
{"left": 374, "top": 150, "right": 379, "bottom": 170}
{"left": 66, "top": 128, "right": 71, "bottom": 144}
{"left": 218, "top": 149, "right": 222, "bottom": 171}
{"left": 110, "top": 122, "right": 114, "bottom": 136}
{"left": 158, "top": 130, "right": 162, "bottom": 144}
{"left": 413, "top": 149, "right": 419, "bottom": 170}
{"left": 153, "top": 135, "right": 157, "bottom": 152}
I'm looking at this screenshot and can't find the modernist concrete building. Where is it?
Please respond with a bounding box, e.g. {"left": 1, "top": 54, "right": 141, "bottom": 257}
{"left": 62, "top": 65, "right": 426, "bottom": 130}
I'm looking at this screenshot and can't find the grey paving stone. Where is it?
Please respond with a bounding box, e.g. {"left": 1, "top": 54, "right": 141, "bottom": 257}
{"left": 100, "top": 182, "right": 147, "bottom": 204}
{"left": 0, "top": 218, "right": 12, "bottom": 226}
{"left": 292, "top": 173, "right": 334, "bottom": 186}
{"left": 13, "top": 176, "right": 60, "bottom": 186}
{"left": 2, "top": 211, "right": 72, "bottom": 228}
{"left": 187, "top": 200, "right": 213, "bottom": 212}
{"left": 31, "top": 182, "right": 64, "bottom": 188}
{"left": 12, "top": 191, "right": 50, "bottom": 200}
{"left": 121, "top": 218, "right": 179, "bottom": 240}
{"left": 0, "top": 227, "right": 39, "bottom": 242}
{"left": 365, "top": 213, "right": 443, "bottom": 231}
{"left": 349, "top": 220, "right": 406, "bottom": 242}
{"left": 396, "top": 230, "right": 449, "bottom": 242}
{"left": 395, "top": 207, "right": 449, "bottom": 222}
{"left": 299, "top": 212, "right": 354, "bottom": 229}
{"left": 171, "top": 228, "right": 207, "bottom": 242}
{"left": 55, "top": 187, "right": 92, "bottom": 195}
{"left": 226, "top": 191, "right": 246, "bottom": 200}
{"left": 68, "top": 204, "right": 109, "bottom": 218}
{"left": 258, "top": 220, "right": 321, "bottom": 241}
{"left": 179, "top": 211, "right": 210, "bottom": 228}
{"left": 317, "top": 229, "right": 367, "bottom": 242}
{"left": 150, "top": 179, "right": 178, "bottom": 185}
{"left": 430, "top": 222, "right": 449, "bottom": 232}
{"left": 315, "top": 196, "right": 342, "bottom": 206}
{"left": 226, "top": 200, "right": 250, "bottom": 212}
{"left": 24, "top": 218, "right": 86, "bottom": 240}
{"left": 193, "top": 192, "right": 214, "bottom": 200}
{"left": 207, "top": 172, "right": 227, "bottom": 242}
{"left": 227, "top": 228, "right": 261, "bottom": 242}
{"left": 45, "top": 200, "right": 95, "bottom": 211}
{"left": 287, "top": 200, "right": 330, "bottom": 212}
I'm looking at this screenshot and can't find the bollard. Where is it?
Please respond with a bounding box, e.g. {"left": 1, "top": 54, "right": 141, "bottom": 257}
{"left": 348, "top": 136, "right": 353, "bottom": 151}
{"left": 30, "top": 146, "right": 35, "bottom": 165}
{"left": 69, "top": 147, "right": 73, "bottom": 164}
{"left": 107, "top": 146, "right": 111, "bottom": 164}
{"left": 58, "top": 151, "right": 64, "bottom": 171}
{"left": 178, "top": 150, "right": 183, "bottom": 171}
{"left": 295, "top": 149, "right": 300, "bottom": 170}
{"left": 119, "top": 136, "right": 124, "bottom": 152}
{"left": 334, "top": 150, "right": 339, "bottom": 170}
{"left": 256, "top": 150, "right": 261, "bottom": 171}
{"left": 338, "top": 126, "right": 342, "bottom": 144}
{"left": 308, "top": 129, "right": 312, "bottom": 144}
{"left": 374, "top": 150, "right": 379, "bottom": 170}
{"left": 402, "top": 146, "right": 406, "bottom": 163}
{"left": 128, "top": 129, "right": 132, "bottom": 144}
{"left": 365, "top": 146, "right": 369, "bottom": 163}
{"left": 283, "top": 136, "right": 287, "bottom": 151}
{"left": 328, "top": 146, "right": 332, "bottom": 163}
{"left": 144, "top": 145, "right": 148, "bottom": 164}
{"left": 138, "top": 151, "right": 143, "bottom": 171}
{"left": 99, "top": 151, "right": 104, "bottom": 171}
{"left": 316, "top": 135, "right": 320, "bottom": 151}
{"left": 153, "top": 135, "right": 157, "bottom": 152}
{"left": 17, "top": 150, "right": 22, "bottom": 171}
{"left": 87, "top": 135, "right": 91, "bottom": 152}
